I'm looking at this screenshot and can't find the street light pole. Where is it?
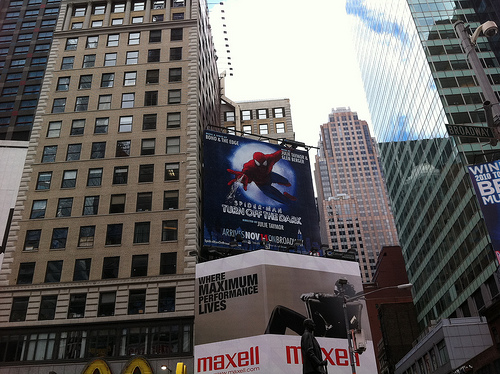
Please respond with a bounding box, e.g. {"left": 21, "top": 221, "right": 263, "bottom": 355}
{"left": 338, "top": 280, "right": 413, "bottom": 374}
{"left": 454, "top": 20, "right": 500, "bottom": 145}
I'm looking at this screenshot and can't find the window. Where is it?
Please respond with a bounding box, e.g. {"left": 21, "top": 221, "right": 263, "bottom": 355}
{"left": 66, "top": 38, "right": 78, "bottom": 50}
{"left": 57, "top": 77, "right": 70, "bottom": 91}
{"left": 68, "top": 294, "right": 86, "bottom": 318}
{"left": 107, "top": 34, "right": 119, "bottom": 47}
{"left": 113, "top": 3, "right": 125, "bottom": 12}
{"left": 39, "top": 295, "right": 57, "bottom": 321}
{"left": 259, "top": 124, "right": 268, "bottom": 134}
{"left": 86, "top": 36, "right": 99, "bottom": 48}
{"left": 171, "top": 28, "right": 183, "bottom": 41}
{"left": 273, "top": 107, "right": 285, "bottom": 118}
{"left": 110, "top": 194, "right": 126, "bottom": 213}
{"left": 50, "top": 227, "right": 68, "bottom": 249}
{"left": 92, "top": 20, "right": 103, "bottom": 28}
{"left": 112, "top": 18, "right": 123, "bottom": 25}
{"left": 113, "top": 166, "right": 128, "bottom": 184}
{"left": 98, "top": 292, "right": 116, "bottom": 316}
{"left": 21, "top": 21, "right": 36, "bottom": 29}
{"left": 75, "top": 96, "right": 89, "bottom": 111}
{"left": 52, "top": 98, "right": 66, "bottom": 113}
{"left": 16, "top": 115, "right": 34, "bottom": 127}
{"left": 141, "top": 138, "right": 155, "bottom": 155}
{"left": 148, "top": 49, "right": 160, "bottom": 62}
{"left": 125, "top": 31, "right": 139, "bottom": 46}
{"left": 74, "top": 7, "right": 86, "bottom": 16}
{"left": 224, "top": 111, "right": 235, "bottom": 122}
{"left": 11, "top": 59, "right": 26, "bottom": 68}
{"left": 98, "top": 95, "right": 112, "bottom": 110}
{"left": 36, "top": 172, "right": 52, "bottom": 190}
{"left": 257, "top": 109, "right": 267, "bottom": 119}
{"left": 124, "top": 71, "right": 137, "bottom": 86}
{"left": 162, "top": 220, "right": 178, "bottom": 241}
{"left": 72, "top": 22, "right": 83, "bottom": 29}
{"left": 71, "top": 119, "right": 85, "bottom": 135}
{"left": 78, "top": 226, "right": 95, "bottom": 247}
{"left": 91, "top": 142, "right": 106, "bottom": 158}
{"left": 42, "top": 146, "right": 57, "bottom": 162}
{"left": 168, "top": 90, "right": 181, "bottom": 104}
{"left": 87, "top": 168, "right": 103, "bottom": 186}
{"left": 133, "top": 223, "right": 150, "bottom": 244}
{"left": 163, "top": 190, "right": 179, "bottom": 210}
{"left": 153, "top": 0, "right": 165, "bottom": 9}
{"left": 61, "top": 170, "right": 77, "bottom": 188}
{"left": 144, "top": 91, "right": 158, "bottom": 106}
{"left": 44, "top": 260, "right": 63, "bottom": 282}
{"left": 101, "top": 73, "right": 114, "bottom": 88}
{"left": 20, "top": 99, "right": 37, "bottom": 110}
{"left": 172, "top": 0, "right": 185, "bottom": 7}
{"left": 47, "top": 121, "right": 62, "bottom": 137}
{"left": 17, "top": 262, "right": 35, "bottom": 284}
{"left": 166, "top": 137, "right": 180, "bottom": 154}
{"left": 121, "top": 93, "right": 135, "bottom": 108}
{"left": 119, "top": 116, "right": 133, "bottom": 132}
{"left": 94, "top": 117, "right": 109, "bottom": 134}
{"left": 0, "top": 101, "right": 14, "bottom": 112}
{"left": 41, "top": 19, "right": 57, "bottom": 28}
{"left": 64, "top": 144, "right": 81, "bottom": 162}
{"left": 133, "top": 1, "right": 145, "bottom": 11}
{"left": 132, "top": 16, "right": 143, "bottom": 23}
{"left": 104, "top": 52, "right": 117, "bottom": 66}
{"left": 158, "top": 288, "right": 175, "bottom": 312}
{"left": 170, "top": 47, "right": 182, "bottom": 61}
{"left": 25, "top": 229, "right": 42, "bottom": 250}
{"left": 169, "top": 68, "right": 182, "bottom": 82}
{"left": 143, "top": 114, "right": 157, "bottom": 130}
{"left": 136, "top": 192, "right": 152, "bottom": 211}
{"left": 13, "top": 46, "right": 29, "bottom": 55}
{"left": 102, "top": 257, "right": 120, "bottom": 279}
{"left": 139, "top": 164, "right": 154, "bottom": 182}
{"left": 149, "top": 30, "right": 161, "bottom": 43}
{"left": 276, "top": 122, "right": 285, "bottom": 133}
{"left": 18, "top": 34, "right": 33, "bottom": 42}
{"left": 73, "top": 258, "right": 91, "bottom": 281}
{"left": 126, "top": 51, "right": 139, "bottom": 64}
{"left": 6, "top": 73, "right": 22, "bottom": 81}
{"left": 83, "top": 54, "right": 96, "bottom": 68}
{"left": 93, "top": 4, "right": 106, "bottom": 14}
{"left": 160, "top": 252, "right": 177, "bottom": 274}
{"left": 61, "top": 56, "right": 74, "bottom": 70}
{"left": 106, "top": 224, "right": 123, "bottom": 245}
{"left": 56, "top": 197, "right": 73, "bottom": 217}
{"left": 3, "top": 87, "right": 18, "bottom": 96}
{"left": 116, "top": 140, "right": 131, "bottom": 157}
{"left": 10, "top": 297, "right": 29, "bottom": 322}
{"left": 83, "top": 196, "right": 99, "bottom": 215}
{"left": 78, "top": 75, "right": 92, "bottom": 90}
{"left": 128, "top": 289, "right": 146, "bottom": 314}
{"left": 31, "top": 199, "right": 47, "bottom": 219}
{"left": 165, "top": 163, "right": 179, "bottom": 181}
{"left": 146, "top": 69, "right": 159, "bottom": 84}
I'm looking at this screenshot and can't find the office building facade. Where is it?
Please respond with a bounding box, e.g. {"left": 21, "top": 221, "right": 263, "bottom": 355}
{"left": 0, "top": 0, "right": 220, "bottom": 372}
{"left": 347, "top": 0, "right": 500, "bottom": 328}
{"left": 315, "top": 107, "right": 399, "bottom": 282}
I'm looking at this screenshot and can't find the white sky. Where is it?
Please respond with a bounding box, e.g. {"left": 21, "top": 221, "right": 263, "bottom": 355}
{"left": 208, "top": 0, "right": 372, "bottom": 152}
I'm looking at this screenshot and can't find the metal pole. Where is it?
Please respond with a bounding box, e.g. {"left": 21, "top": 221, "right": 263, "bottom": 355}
{"left": 341, "top": 284, "right": 357, "bottom": 374}
{"left": 454, "top": 21, "right": 500, "bottom": 141}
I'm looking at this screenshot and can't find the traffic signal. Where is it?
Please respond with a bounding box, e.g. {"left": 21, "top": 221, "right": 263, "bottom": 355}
{"left": 176, "top": 362, "right": 186, "bottom": 374}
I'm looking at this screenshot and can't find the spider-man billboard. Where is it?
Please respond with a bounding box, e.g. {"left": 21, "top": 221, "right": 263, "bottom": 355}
{"left": 203, "top": 130, "right": 320, "bottom": 253}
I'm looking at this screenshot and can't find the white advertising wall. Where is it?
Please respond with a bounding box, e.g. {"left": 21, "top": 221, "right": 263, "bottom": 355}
{"left": 194, "top": 251, "right": 377, "bottom": 373}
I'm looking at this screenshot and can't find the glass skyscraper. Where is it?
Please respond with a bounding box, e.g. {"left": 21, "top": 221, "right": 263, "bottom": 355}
{"left": 347, "top": 0, "right": 500, "bottom": 328}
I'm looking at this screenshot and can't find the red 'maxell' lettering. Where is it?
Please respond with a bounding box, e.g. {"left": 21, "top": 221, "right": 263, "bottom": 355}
{"left": 225, "top": 353, "right": 237, "bottom": 368}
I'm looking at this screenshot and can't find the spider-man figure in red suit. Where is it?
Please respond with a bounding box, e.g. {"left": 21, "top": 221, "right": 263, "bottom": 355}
{"left": 228, "top": 150, "right": 297, "bottom": 204}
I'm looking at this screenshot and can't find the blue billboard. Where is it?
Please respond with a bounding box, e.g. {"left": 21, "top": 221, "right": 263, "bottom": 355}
{"left": 468, "top": 160, "right": 500, "bottom": 260}
{"left": 203, "top": 130, "right": 320, "bottom": 253}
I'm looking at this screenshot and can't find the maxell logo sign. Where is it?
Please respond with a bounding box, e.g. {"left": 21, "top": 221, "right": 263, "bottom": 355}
{"left": 197, "top": 346, "right": 260, "bottom": 372}
{"left": 285, "top": 345, "right": 360, "bottom": 367}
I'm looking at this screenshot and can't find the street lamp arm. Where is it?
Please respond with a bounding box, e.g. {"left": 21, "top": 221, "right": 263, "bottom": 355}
{"left": 345, "top": 283, "right": 412, "bottom": 303}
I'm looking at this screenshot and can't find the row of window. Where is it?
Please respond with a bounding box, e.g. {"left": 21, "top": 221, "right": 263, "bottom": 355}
{"left": 66, "top": 29, "right": 182, "bottom": 52}
{"left": 1, "top": 319, "right": 191, "bottom": 363}
{"left": 5, "top": 7, "right": 59, "bottom": 19}
{"left": 1, "top": 44, "right": 52, "bottom": 58}
{"left": 224, "top": 107, "right": 286, "bottom": 121}
{"left": 2, "top": 19, "right": 57, "bottom": 31}
{"left": 11, "top": 287, "right": 175, "bottom": 323}
{"left": 60, "top": 48, "right": 182, "bottom": 72}
{"left": 45, "top": 113, "right": 180, "bottom": 138}
{"left": 10, "top": 0, "right": 59, "bottom": 5}
{"left": 0, "top": 32, "right": 53, "bottom": 45}
{"left": 17, "top": 252, "right": 176, "bottom": 287}
{"left": 23, "top": 219, "right": 178, "bottom": 253}
{"left": 57, "top": 69, "right": 181, "bottom": 92}
{"left": 227, "top": 123, "right": 286, "bottom": 135}
{"left": 32, "top": 189, "right": 179, "bottom": 219}
{"left": 51, "top": 90, "right": 181, "bottom": 115}
{"left": 41, "top": 138, "right": 181, "bottom": 163}
{"left": 71, "top": 0, "right": 184, "bottom": 17}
